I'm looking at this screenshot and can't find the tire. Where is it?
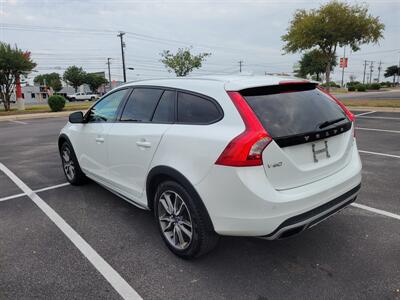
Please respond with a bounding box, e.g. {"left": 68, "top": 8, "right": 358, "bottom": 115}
{"left": 70, "top": 98, "right": 75, "bottom": 102}
{"left": 60, "top": 142, "right": 87, "bottom": 185}
{"left": 90, "top": 96, "right": 95, "bottom": 101}
{"left": 154, "top": 180, "right": 219, "bottom": 259}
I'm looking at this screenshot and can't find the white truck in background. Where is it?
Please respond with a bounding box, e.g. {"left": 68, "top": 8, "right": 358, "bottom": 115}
{"left": 67, "top": 92, "right": 99, "bottom": 101}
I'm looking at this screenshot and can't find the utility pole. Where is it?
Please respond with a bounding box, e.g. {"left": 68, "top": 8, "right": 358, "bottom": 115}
{"left": 363, "top": 60, "right": 368, "bottom": 84}
{"left": 377, "top": 61, "right": 382, "bottom": 83}
{"left": 238, "top": 60, "right": 243, "bottom": 73}
{"left": 117, "top": 32, "right": 127, "bottom": 82}
{"left": 369, "top": 61, "right": 374, "bottom": 84}
{"left": 107, "top": 58, "right": 112, "bottom": 89}
{"left": 341, "top": 47, "right": 346, "bottom": 87}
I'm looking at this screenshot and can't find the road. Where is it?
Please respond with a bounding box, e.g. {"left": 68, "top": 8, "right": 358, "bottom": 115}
{"left": 0, "top": 112, "right": 399, "bottom": 299}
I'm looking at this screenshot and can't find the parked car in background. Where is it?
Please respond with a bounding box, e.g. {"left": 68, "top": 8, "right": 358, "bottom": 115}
{"left": 67, "top": 92, "right": 99, "bottom": 101}
{"left": 58, "top": 75, "right": 362, "bottom": 258}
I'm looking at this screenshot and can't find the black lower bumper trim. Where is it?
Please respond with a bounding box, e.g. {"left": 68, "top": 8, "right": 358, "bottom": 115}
{"left": 263, "top": 183, "right": 361, "bottom": 238}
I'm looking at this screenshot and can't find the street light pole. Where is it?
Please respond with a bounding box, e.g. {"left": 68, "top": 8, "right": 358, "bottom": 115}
{"left": 117, "top": 32, "right": 127, "bottom": 82}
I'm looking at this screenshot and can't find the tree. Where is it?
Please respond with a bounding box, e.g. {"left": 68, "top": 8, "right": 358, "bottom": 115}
{"left": 0, "top": 42, "right": 36, "bottom": 111}
{"left": 84, "top": 73, "right": 108, "bottom": 92}
{"left": 63, "top": 66, "right": 86, "bottom": 92}
{"left": 34, "top": 72, "right": 63, "bottom": 92}
{"left": 294, "top": 49, "right": 337, "bottom": 81}
{"left": 384, "top": 65, "right": 399, "bottom": 84}
{"left": 160, "top": 47, "right": 211, "bottom": 76}
{"left": 282, "top": 1, "right": 384, "bottom": 86}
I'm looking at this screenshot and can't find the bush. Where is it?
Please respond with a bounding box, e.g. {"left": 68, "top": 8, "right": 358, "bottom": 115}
{"left": 321, "top": 82, "right": 340, "bottom": 88}
{"left": 369, "top": 83, "right": 381, "bottom": 90}
{"left": 381, "top": 81, "right": 393, "bottom": 87}
{"left": 48, "top": 95, "right": 66, "bottom": 112}
{"left": 348, "top": 86, "right": 356, "bottom": 91}
{"left": 347, "top": 81, "right": 360, "bottom": 87}
{"left": 356, "top": 84, "right": 366, "bottom": 92}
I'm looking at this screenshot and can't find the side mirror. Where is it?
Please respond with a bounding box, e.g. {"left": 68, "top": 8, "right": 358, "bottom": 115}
{"left": 69, "top": 111, "right": 84, "bottom": 123}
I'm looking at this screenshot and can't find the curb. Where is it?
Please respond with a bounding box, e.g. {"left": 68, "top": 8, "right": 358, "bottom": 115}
{"left": 346, "top": 106, "right": 400, "bottom": 112}
{"left": 0, "top": 110, "right": 86, "bottom": 122}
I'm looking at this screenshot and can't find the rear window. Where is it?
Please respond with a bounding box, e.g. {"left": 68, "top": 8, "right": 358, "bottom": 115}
{"left": 242, "top": 85, "right": 348, "bottom": 138}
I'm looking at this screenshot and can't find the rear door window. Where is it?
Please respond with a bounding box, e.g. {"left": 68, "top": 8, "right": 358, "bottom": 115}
{"left": 152, "top": 90, "right": 175, "bottom": 123}
{"left": 242, "top": 85, "right": 348, "bottom": 138}
{"left": 177, "top": 92, "right": 221, "bottom": 124}
{"left": 121, "top": 88, "right": 164, "bottom": 122}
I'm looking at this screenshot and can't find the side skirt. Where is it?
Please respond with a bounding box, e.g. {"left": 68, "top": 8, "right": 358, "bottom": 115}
{"left": 85, "top": 173, "right": 149, "bottom": 211}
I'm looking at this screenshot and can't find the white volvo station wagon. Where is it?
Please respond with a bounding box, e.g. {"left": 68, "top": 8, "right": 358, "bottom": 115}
{"left": 59, "top": 76, "right": 362, "bottom": 258}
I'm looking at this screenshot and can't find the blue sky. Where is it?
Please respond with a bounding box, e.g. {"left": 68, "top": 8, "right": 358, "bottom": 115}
{"left": 1, "top": 0, "right": 399, "bottom": 83}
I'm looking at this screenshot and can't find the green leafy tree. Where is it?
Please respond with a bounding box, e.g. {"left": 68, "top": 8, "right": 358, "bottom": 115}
{"left": 63, "top": 66, "right": 86, "bottom": 92}
{"left": 160, "top": 47, "right": 211, "bottom": 76}
{"left": 384, "top": 65, "right": 399, "bottom": 84}
{"left": 34, "top": 72, "right": 63, "bottom": 92}
{"left": 0, "top": 42, "right": 36, "bottom": 111}
{"left": 282, "top": 1, "right": 384, "bottom": 86}
{"left": 294, "top": 49, "right": 337, "bottom": 81}
{"left": 84, "top": 73, "right": 108, "bottom": 92}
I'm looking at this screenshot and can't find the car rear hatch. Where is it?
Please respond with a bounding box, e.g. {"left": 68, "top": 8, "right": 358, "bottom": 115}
{"left": 240, "top": 82, "right": 354, "bottom": 190}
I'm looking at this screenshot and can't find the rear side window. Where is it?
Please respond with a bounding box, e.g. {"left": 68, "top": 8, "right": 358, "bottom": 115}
{"left": 177, "top": 92, "right": 221, "bottom": 124}
{"left": 152, "top": 90, "right": 175, "bottom": 123}
{"left": 121, "top": 88, "right": 163, "bottom": 122}
{"left": 242, "top": 85, "right": 348, "bottom": 138}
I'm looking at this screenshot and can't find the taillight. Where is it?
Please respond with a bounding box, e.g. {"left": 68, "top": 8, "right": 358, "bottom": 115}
{"left": 215, "top": 91, "right": 272, "bottom": 167}
{"left": 318, "top": 86, "right": 355, "bottom": 122}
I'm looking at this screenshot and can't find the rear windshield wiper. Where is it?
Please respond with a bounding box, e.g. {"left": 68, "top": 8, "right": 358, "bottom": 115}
{"left": 318, "top": 117, "right": 346, "bottom": 129}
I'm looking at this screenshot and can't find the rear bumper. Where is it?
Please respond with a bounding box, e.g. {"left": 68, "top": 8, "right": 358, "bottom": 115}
{"left": 195, "top": 142, "right": 362, "bottom": 236}
{"left": 262, "top": 184, "right": 360, "bottom": 239}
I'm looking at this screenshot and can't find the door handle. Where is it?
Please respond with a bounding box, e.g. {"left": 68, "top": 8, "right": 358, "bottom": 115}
{"left": 136, "top": 140, "right": 151, "bottom": 148}
{"left": 95, "top": 137, "right": 105, "bottom": 143}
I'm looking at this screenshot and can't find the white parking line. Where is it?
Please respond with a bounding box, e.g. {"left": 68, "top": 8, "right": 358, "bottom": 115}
{"left": 0, "top": 182, "right": 70, "bottom": 202}
{"left": 359, "top": 150, "right": 400, "bottom": 159}
{"left": 355, "top": 111, "right": 376, "bottom": 117}
{"left": 356, "top": 127, "right": 400, "bottom": 134}
{"left": 0, "top": 192, "right": 26, "bottom": 202}
{"left": 9, "top": 120, "right": 28, "bottom": 125}
{"left": 0, "top": 163, "right": 142, "bottom": 300}
{"left": 351, "top": 203, "right": 400, "bottom": 221}
{"left": 357, "top": 116, "right": 400, "bottom": 120}
{"left": 34, "top": 182, "right": 70, "bottom": 193}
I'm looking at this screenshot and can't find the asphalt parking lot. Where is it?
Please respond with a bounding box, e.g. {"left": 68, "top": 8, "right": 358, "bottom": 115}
{"left": 0, "top": 111, "right": 399, "bottom": 299}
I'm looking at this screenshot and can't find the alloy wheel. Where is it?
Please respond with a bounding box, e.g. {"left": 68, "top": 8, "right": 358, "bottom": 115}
{"left": 158, "top": 190, "right": 193, "bottom": 250}
{"left": 62, "top": 146, "right": 75, "bottom": 181}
